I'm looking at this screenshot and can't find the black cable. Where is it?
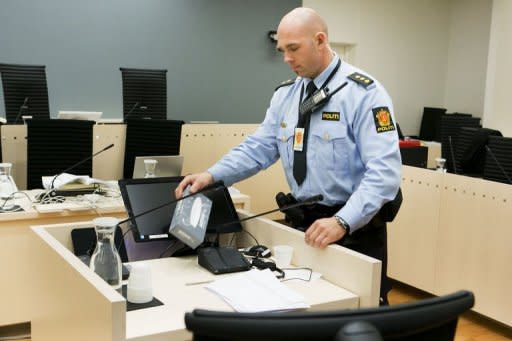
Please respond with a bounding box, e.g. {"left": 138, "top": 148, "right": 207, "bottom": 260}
{"left": 280, "top": 267, "right": 313, "bottom": 282}
{"left": 116, "top": 225, "right": 135, "bottom": 253}
{"left": 1, "top": 191, "right": 31, "bottom": 207}
{"left": 159, "top": 239, "right": 185, "bottom": 258}
{"left": 229, "top": 229, "right": 260, "bottom": 247}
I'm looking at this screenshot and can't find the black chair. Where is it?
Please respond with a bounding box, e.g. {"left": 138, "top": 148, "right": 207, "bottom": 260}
{"left": 455, "top": 127, "right": 502, "bottom": 177}
{"left": 123, "top": 118, "right": 184, "bottom": 179}
{"left": 0, "top": 63, "right": 50, "bottom": 123}
{"left": 418, "top": 107, "right": 446, "bottom": 142}
{"left": 26, "top": 119, "right": 94, "bottom": 189}
{"left": 185, "top": 290, "right": 474, "bottom": 341}
{"left": 439, "top": 115, "right": 481, "bottom": 174}
{"left": 483, "top": 136, "right": 512, "bottom": 185}
{"left": 120, "top": 67, "right": 167, "bottom": 120}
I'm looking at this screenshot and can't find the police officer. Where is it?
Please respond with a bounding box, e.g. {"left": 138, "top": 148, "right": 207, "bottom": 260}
{"left": 176, "top": 7, "right": 401, "bottom": 304}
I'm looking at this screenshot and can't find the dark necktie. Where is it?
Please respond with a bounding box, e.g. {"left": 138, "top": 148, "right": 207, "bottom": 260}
{"left": 293, "top": 81, "right": 317, "bottom": 185}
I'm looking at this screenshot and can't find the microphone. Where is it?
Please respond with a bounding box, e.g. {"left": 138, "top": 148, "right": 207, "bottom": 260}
{"left": 49, "top": 143, "right": 115, "bottom": 191}
{"left": 13, "top": 97, "right": 29, "bottom": 124}
{"left": 448, "top": 135, "right": 458, "bottom": 174}
{"left": 124, "top": 102, "right": 149, "bottom": 120}
{"left": 485, "top": 145, "right": 512, "bottom": 184}
{"left": 214, "top": 194, "right": 324, "bottom": 232}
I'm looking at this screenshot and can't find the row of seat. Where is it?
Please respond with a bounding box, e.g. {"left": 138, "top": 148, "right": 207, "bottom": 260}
{"left": 0, "top": 63, "right": 168, "bottom": 123}
{"left": 417, "top": 107, "right": 511, "bottom": 185}
{"left": 24, "top": 118, "right": 183, "bottom": 189}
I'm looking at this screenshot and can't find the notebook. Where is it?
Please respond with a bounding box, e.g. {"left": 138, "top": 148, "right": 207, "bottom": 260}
{"left": 132, "top": 155, "right": 184, "bottom": 178}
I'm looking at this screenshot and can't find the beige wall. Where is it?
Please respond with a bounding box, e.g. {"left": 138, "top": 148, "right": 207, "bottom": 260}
{"left": 443, "top": 0, "right": 492, "bottom": 117}
{"left": 303, "top": 0, "right": 493, "bottom": 136}
{"left": 483, "top": 0, "right": 512, "bottom": 137}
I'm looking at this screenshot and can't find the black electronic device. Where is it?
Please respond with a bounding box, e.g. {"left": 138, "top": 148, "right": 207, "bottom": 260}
{"left": 197, "top": 246, "right": 251, "bottom": 274}
{"left": 299, "top": 82, "right": 348, "bottom": 117}
{"left": 118, "top": 177, "right": 243, "bottom": 243}
{"left": 185, "top": 290, "right": 474, "bottom": 341}
{"left": 244, "top": 245, "right": 271, "bottom": 258}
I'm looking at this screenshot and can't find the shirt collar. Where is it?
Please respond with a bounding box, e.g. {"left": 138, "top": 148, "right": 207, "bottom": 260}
{"left": 306, "top": 53, "right": 341, "bottom": 90}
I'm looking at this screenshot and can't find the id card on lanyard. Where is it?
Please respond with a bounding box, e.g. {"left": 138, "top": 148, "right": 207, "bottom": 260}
{"left": 293, "top": 127, "right": 305, "bottom": 151}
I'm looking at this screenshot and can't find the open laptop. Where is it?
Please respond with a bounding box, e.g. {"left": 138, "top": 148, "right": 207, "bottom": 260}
{"left": 132, "top": 155, "right": 184, "bottom": 178}
{"left": 57, "top": 111, "right": 103, "bottom": 122}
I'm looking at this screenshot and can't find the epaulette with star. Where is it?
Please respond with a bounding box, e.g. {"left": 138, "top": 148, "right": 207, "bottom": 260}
{"left": 348, "top": 72, "right": 374, "bottom": 88}
{"left": 274, "top": 78, "right": 296, "bottom": 91}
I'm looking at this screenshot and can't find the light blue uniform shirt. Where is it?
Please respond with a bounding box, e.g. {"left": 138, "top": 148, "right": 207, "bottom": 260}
{"left": 209, "top": 55, "right": 401, "bottom": 232}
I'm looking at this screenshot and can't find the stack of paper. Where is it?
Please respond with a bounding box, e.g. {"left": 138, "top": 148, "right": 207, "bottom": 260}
{"left": 206, "top": 269, "right": 309, "bottom": 312}
{"left": 42, "top": 173, "right": 118, "bottom": 190}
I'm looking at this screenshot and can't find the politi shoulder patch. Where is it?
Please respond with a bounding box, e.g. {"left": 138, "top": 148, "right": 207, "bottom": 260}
{"left": 372, "top": 107, "right": 396, "bottom": 133}
{"left": 348, "top": 72, "right": 374, "bottom": 88}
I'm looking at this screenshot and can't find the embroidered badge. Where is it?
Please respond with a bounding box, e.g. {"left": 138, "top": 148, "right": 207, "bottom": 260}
{"left": 372, "top": 107, "right": 396, "bottom": 133}
{"left": 348, "top": 72, "right": 374, "bottom": 88}
{"left": 322, "top": 112, "right": 340, "bottom": 121}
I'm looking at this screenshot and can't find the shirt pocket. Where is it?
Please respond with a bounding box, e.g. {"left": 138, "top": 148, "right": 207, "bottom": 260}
{"left": 310, "top": 124, "right": 348, "bottom": 172}
{"left": 276, "top": 127, "right": 295, "bottom": 169}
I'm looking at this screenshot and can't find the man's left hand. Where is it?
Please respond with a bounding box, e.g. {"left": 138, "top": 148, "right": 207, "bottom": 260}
{"left": 304, "top": 217, "right": 346, "bottom": 248}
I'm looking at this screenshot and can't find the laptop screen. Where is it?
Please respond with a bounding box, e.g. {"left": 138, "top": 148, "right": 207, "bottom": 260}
{"left": 118, "top": 177, "right": 243, "bottom": 242}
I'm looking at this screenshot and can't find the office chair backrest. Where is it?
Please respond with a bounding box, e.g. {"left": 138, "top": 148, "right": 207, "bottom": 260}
{"left": 26, "top": 119, "right": 94, "bottom": 189}
{"left": 456, "top": 127, "right": 502, "bottom": 176}
{"left": 123, "top": 118, "right": 184, "bottom": 179}
{"left": 483, "top": 136, "right": 512, "bottom": 185}
{"left": 440, "top": 115, "right": 481, "bottom": 173}
{"left": 120, "top": 67, "right": 167, "bottom": 120}
{"left": 185, "top": 290, "right": 474, "bottom": 341}
{"left": 418, "top": 107, "right": 446, "bottom": 142}
{"left": 0, "top": 63, "right": 50, "bottom": 123}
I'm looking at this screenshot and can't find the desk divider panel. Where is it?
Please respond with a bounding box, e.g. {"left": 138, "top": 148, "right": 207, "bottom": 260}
{"left": 388, "top": 166, "right": 441, "bottom": 292}
{"left": 237, "top": 211, "right": 381, "bottom": 308}
{"left": 389, "top": 165, "right": 512, "bottom": 327}
{"left": 181, "top": 124, "right": 288, "bottom": 219}
{"left": 436, "top": 173, "right": 512, "bottom": 326}
{"left": 93, "top": 124, "right": 126, "bottom": 181}
{"left": 30, "top": 222, "right": 126, "bottom": 340}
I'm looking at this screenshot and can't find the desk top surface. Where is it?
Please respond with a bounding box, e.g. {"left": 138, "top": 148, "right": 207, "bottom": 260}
{"left": 125, "top": 257, "right": 358, "bottom": 340}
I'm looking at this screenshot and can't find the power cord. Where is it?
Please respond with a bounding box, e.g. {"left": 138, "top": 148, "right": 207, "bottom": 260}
{"left": 229, "top": 229, "right": 260, "bottom": 247}
{"left": 280, "top": 267, "right": 313, "bottom": 282}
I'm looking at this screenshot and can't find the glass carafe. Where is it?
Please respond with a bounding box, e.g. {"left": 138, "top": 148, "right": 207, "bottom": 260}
{"left": 0, "top": 163, "right": 17, "bottom": 199}
{"left": 90, "top": 217, "right": 122, "bottom": 290}
{"left": 144, "top": 159, "right": 158, "bottom": 178}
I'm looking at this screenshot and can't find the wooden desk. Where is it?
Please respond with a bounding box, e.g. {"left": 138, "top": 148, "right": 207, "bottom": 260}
{"left": 29, "top": 212, "right": 380, "bottom": 340}
{"left": 0, "top": 190, "right": 249, "bottom": 327}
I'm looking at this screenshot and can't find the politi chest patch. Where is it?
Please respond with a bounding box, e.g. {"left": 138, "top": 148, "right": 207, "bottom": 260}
{"left": 322, "top": 112, "right": 340, "bottom": 121}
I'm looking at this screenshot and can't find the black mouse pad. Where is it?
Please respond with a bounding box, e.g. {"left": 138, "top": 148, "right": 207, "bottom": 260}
{"left": 121, "top": 285, "right": 164, "bottom": 311}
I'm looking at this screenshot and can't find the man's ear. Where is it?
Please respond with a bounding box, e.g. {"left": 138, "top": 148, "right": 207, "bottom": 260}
{"left": 315, "top": 32, "right": 328, "bottom": 49}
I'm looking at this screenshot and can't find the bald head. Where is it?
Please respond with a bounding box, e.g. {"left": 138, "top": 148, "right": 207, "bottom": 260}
{"left": 276, "top": 7, "right": 332, "bottom": 79}
{"left": 278, "top": 7, "right": 328, "bottom": 38}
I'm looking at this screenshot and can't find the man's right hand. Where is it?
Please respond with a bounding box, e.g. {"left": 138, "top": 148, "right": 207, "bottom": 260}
{"left": 175, "top": 172, "right": 214, "bottom": 198}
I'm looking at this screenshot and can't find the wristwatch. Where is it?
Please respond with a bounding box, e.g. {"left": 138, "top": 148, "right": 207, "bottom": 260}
{"left": 334, "top": 216, "right": 350, "bottom": 234}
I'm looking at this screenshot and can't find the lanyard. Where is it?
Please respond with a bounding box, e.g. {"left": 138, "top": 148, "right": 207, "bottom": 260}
{"left": 298, "top": 58, "right": 342, "bottom": 104}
